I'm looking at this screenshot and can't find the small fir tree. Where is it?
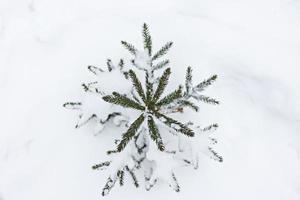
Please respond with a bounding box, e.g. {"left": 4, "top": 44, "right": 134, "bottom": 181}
{"left": 64, "top": 23, "right": 222, "bottom": 196}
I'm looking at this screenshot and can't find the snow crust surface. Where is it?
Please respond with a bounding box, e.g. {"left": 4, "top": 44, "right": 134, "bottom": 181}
{"left": 1, "top": 0, "right": 300, "bottom": 199}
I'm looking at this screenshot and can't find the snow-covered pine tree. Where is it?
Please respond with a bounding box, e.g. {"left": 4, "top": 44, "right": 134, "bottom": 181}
{"left": 63, "top": 23, "right": 222, "bottom": 196}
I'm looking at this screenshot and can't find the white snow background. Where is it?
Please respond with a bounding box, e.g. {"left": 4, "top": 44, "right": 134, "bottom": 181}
{"left": 0, "top": 0, "right": 300, "bottom": 199}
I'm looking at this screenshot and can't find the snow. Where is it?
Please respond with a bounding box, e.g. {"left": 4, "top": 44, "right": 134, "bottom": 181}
{"left": 1, "top": 0, "right": 300, "bottom": 200}
{"left": 146, "top": 141, "right": 181, "bottom": 191}
{"left": 133, "top": 50, "right": 152, "bottom": 71}
{"left": 91, "top": 67, "right": 132, "bottom": 96}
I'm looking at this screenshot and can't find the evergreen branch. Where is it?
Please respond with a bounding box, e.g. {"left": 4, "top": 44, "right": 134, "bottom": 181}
{"left": 142, "top": 23, "right": 152, "bottom": 56}
{"left": 201, "top": 123, "right": 218, "bottom": 132}
{"left": 103, "top": 92, "right": 145, "bottom": 111}
{"left": 82, "top": 82, "right": 95, "bottom": 92}
{"left": 75, "top": 114, "right": 96, "bottom": 128}
{"left": 117, "top": 114, "right": 145, "bottom": 152}
{"left": 152, "top": 68, "right": 171, "bottom": 102}
{"left": 87, "top": 65, "right": 104, "bottom": 75}
{"left": 99, "top": 112, "right": 122, "bottom": 124}
{"left": 65, "top": 23, "right": 222, "bottom": 196}
{"left": 106, "top": 59, "right": 114, "bottom": 71}
{"left": 177, "top": 100, "right": 199, "bottom": 112}
{"left": 152, "top": 60, "right": 169, "bottom": 71}
{"left": 121, "top": 41, "right": 137, "bottom": 55}
{"left": 92, "top": 161, "right": 111, "bottom": 170}
{"left": 182, "top": 159, "right": 192, "bottom": 165}
{"left": 117, "top": 170, "right": 124, "bottom": 186}
{"left": 102, "top": 177, "right": 117, "bottom": 196}
{"left": 156, "top": 85, "right": 183, "bottom": 107}
{"left": 118, "top": 59, "right": 124, "bottom": 70}
{"left": 152, "top": 42, "right": 173, "bottom": 61}
{"left": 81, "top": 82, "right": 102, "bottom": 93}
{"left": 106, "top": 150, "right": 119, "bottom": 155}
{"left": 153, "top": 111, "right": 194, "bottom": 137}
{"left": 128, "top": 70, "right": 146, "bottom": 103}
{"left": 147, "top": 115, "right": 165, "bottom": 151}
{"left": 81, "top": 83, "right": 90, "bottom": 92}
{"left": 208, "top": 147, "right": 223, "bottom": 162}
{"left": 192, "top": 95, "right": 219, "bottom": 105}
{"left": 194, "top": 75, "right": 218, "bottom": 92}
{"left": 170, "top": 173, "right": 180, "bottom": 192}
{"left": 125, "top": 166, "right": 139, "bottom": 187}
{"left": 145, "top": 71, "right": 154, "bottom": 102}
{"left": 63, "top": 102, "right": 81, "bottom": 110}
{"left": 185, "top": 67, "right": 193, "bottom": 94}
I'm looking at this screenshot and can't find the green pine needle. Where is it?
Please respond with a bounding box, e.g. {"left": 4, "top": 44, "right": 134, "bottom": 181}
{"left": 178, "top": 100, "right": 199, "bottom": 112}
{"left": 117, "top": 114, "right": 145, "bottom": 152}
{"left": 208, "top": 147, "right": 223, "bottom": 162}
{"left": 194, "top": 75, "right": 218, "bottom": 92}
{"left": 128, "top": 70, "right": 146, "bottom": 103}
{"left": 152, "top": 60, "right": 170, "bottom": 71}
{"left": 107, "top": 59, "right": 113, "bottom": 71}
{"left": 102, "top": 92, "right": 145, "bottom": 111}
{"left": 154, "top": 111, "right": 194, "bottom": 137}
{"left": 121, "top": 41, "right": 137, "bottom": 55}
{"left": 147, "top": 115, "right": 165, "bottom": 151}
{"left": 118, "top": 59, "right": 124, "bottom": 70}
{"left": 202, "top": 123, "right": 219, "bottom": 132}
{"left": 102, "top": 177, "right": 116, "bottom": 196}
{"left": 63, "top": 102, "right": 81, "bottom": 109}
{"left": 117, "top": 170, "right": 124, "bottom": 186}
{"left": 193, "top": 95, "right": 219, "bottom": 105}
{"left": 145, "top": 71, "right": 154, "bottom": 102}
{"left": 92, "top": 161, "right": 111, "bottom": 170}
{"left": 152, "top": 42, "right": 173, "bottom": 61}
{"left": 185, "top": 67, "right": 193, "bottom": 94}
{"left": 152, "top": 68, "right": 171, "bottom": 102}
{"left": 156, "top": 86, "right": 183, "bottom": 107}
{"left": 142, "top": 23, "right": 152, "bottom": 56}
